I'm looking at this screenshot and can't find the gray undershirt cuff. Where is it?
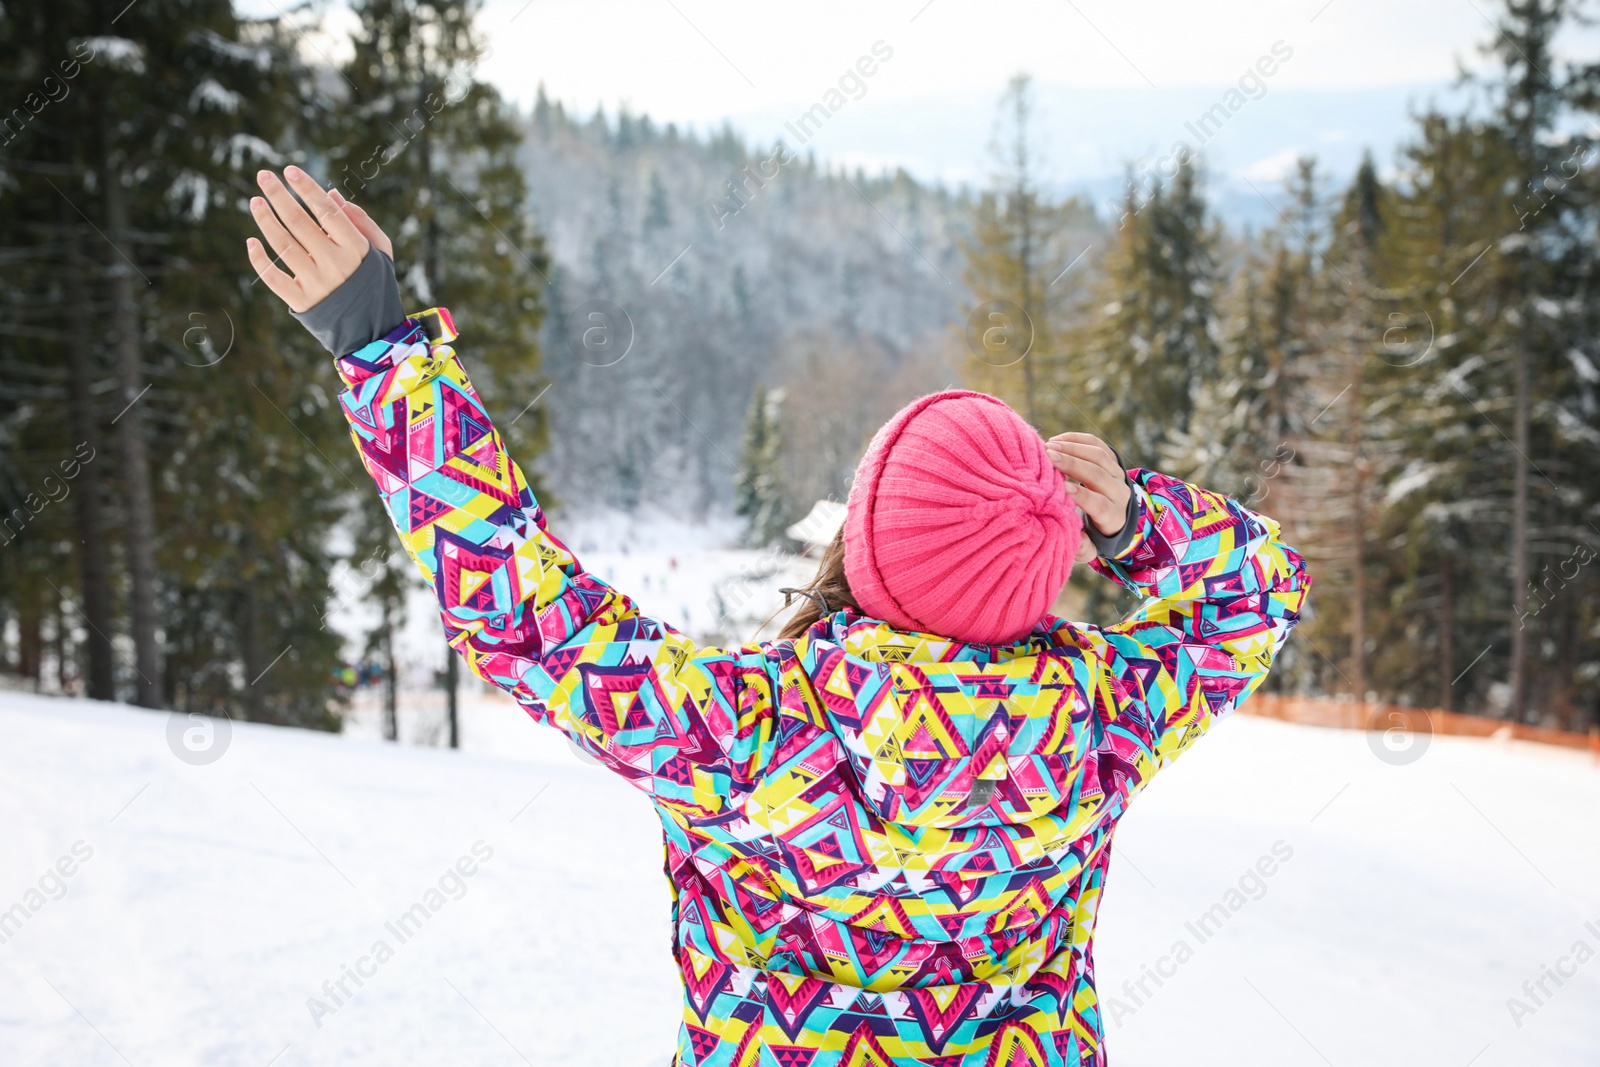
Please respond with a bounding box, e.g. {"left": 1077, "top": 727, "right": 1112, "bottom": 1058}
{"left": 1086, "top": 443, "right": 1141, "bottom": 559}
{"left": 290, "top": 245, "right": 407, "bottom": 357}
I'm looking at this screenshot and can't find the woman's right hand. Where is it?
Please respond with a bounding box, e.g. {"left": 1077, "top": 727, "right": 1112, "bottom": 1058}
{"left": 245, "top": 167, "right": 394, "bottom": 312}
{"left": 1044, "top": 432, "right": 1132, "bottom": 558}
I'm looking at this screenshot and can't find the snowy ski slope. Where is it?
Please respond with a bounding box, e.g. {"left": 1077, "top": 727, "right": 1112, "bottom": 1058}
{"left": 0, "top": 685, "right": 1596, "bottom": 1066}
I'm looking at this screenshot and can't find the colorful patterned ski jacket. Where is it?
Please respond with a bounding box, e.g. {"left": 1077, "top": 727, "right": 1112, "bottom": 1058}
{"left": 335, "top": 308, "right": 1311, "bottom": 1067}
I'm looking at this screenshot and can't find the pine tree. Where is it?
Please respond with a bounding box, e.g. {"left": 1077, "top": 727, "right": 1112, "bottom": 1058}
{"left": 1170, "top": 158, "right": 1320, "bottom": 505}
{"left": 644, "top": 169, "right": 672, "bottom": 234}
{"left": 735, "top": 386, "right": 788, "bottom": 547}
{"left": 1361, "top": 0, "right": 1597, "bottom": 723}
{"left": 1481, "top": 0, "right": 1578, "bottom": 722}
{"left": 1360, "top": 112, "right": 1515, "bottom": 712}
{"left": 961, "top": 74, "right": 1098, "bottom": 427}
{"left": 1078, "top": 160, "right": 1223, "bottom": 468}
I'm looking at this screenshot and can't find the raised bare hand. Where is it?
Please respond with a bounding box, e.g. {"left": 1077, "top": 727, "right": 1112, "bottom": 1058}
{"left": 1044, "top": 432, "right": 1132, "bottom": 555}
{"left": 245, "top": 167, "right": 392, "bottom": 313}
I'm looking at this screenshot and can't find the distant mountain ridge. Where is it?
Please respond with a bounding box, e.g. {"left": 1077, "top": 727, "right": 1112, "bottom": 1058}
{"left": 518, "top": 91, "right": 975, "bottom": 514}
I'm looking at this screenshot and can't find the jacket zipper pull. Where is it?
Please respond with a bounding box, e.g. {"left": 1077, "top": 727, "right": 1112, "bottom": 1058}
{"left": 968, "top": 778, "right": 997, "bottom": 807}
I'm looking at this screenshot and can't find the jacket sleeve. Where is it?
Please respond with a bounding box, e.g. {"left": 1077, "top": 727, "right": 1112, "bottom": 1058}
{"left": 333, "top": 308, "right": 778, "bottom": 819}
{"left": 1066, "top": 468, "right": 1311, "bottom": 807}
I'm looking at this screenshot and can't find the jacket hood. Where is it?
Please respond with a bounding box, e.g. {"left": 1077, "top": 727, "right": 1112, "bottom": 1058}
{"left": 794, "top": 610, "right": 1102, "bottom": 836}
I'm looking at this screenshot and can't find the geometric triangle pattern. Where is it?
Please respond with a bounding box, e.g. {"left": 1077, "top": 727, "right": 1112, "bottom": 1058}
{"left": 335, "top": 312, "right": 1312, "bottom": 1067}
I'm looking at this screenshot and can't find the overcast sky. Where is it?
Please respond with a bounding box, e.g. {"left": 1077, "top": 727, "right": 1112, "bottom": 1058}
{"left": 277, "top": 0, "right": 1600, "bottom": 198}
{"left": 465, "top": 0, "right": 1488, "bottom": 111}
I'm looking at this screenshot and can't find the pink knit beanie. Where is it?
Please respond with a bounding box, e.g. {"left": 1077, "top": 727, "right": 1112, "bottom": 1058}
{"left": 843, "top": 391, "right": 1083, "bottom": 645}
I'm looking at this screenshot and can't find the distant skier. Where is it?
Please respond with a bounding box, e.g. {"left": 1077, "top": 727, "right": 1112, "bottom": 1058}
{"left": 248, "top": 166, "right": 1310, "bottom": 1066}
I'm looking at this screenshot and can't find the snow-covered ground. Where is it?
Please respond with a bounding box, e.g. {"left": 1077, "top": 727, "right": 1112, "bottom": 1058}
{"left": 2, "top": 685, "right": 1596, "bottom": 1067}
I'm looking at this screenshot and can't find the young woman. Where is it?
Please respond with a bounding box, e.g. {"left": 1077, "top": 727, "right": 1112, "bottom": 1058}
{"left": 247, "top": 166, "right": 1310, "bottom": 1066}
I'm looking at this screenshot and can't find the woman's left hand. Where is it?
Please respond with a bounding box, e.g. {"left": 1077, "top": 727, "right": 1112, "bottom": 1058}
{"left": 1045, "top": 432, "right": 1131, "bottom": 560}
